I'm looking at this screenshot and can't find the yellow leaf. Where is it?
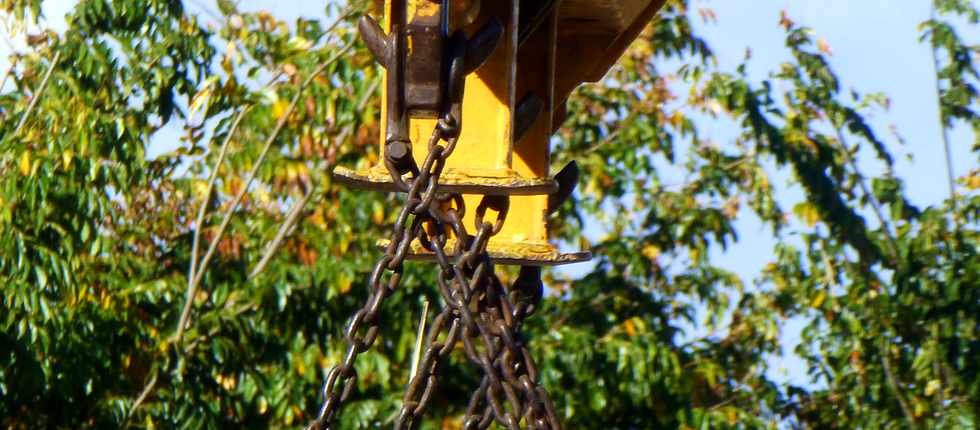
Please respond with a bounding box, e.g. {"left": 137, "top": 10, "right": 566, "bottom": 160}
{"left": 221, "top": 55, "right": 233, "bottom": 74}
{"left": 258, "top": 397, "right": 268, "bottom": 415}
{"left": 309, "top": 207, "right": 327, "bottom": 229}
{"left": 19, "top": 151, "right": 31, "bottom": 176}
{"left": 726, "top": 406, "right": 738, "bottom": 424}
{"left": 215, "top": 374, "right": 237, "bottom": 390}
{"left": 372, "top": 201, "right": 385, "bottom": 225}
{"left": 292, "top": 406, "right": 303, "bottom": 422}
{"left": 337, "top": 272, "right": 353, "bottom": 294}
{"left": 61, "top": 150, "right": 74, "bottom": 170}
{"left": 223, "top": 40, "right": 239, "bottom": 72}
{"left": 793, "top": 202, "right": 821, "bottom": 227}
{"left": 292, "top": 355, "right": 306, "bottom": 376}
{"left": 913, "top": 399, "right": 927, "bottom": 417}
{"left": 272, "top": 99, "right": 289, "bottom": 120}
{"left": 191, "top": 179, "right": 209, "bottom": 200}
{"left": 756, "top": 167, "right": 770, "bottom": 191}
{"left": 811, "top": 290, "right": 827, "bottom": 308}
{"left": 255, "top": 187, "right": 272, "bottom": 206}
{"left": 225, "top": 176, "right": 243, "bottom": 196}
{"left": 624, "top": 319, "right": 636, "bottom": 337}
{"left": 965, "top": 172, "right": 980, "bottom": 190}
{"left": 287, "top": 36, "right": 313, "bottom": 51}
{"left": 101, "top": 291, "right": 114, "bottom": 310}
{"left": 79, "top": 132, "right": 90, "bottom": 156}
{"left": 925, "top": 379, "right": 941, "bottom": 396}
{"left": 189, "top": 86, "right": 212, "bottom": 119}
{"left": 76, "top": 286, "right": 89, "bottom": 306}
{"left": 641, "top": 244, "right": 661, "bottom": 261}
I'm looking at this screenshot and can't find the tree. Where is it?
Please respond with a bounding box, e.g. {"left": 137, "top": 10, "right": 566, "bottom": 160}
{"left": 0, "top": 0, "right": 975, "bottom": 429}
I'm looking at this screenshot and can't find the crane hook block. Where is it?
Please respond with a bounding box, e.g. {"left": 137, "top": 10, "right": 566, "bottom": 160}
{"left": 334, "top": 0, "right": 668, "bottom": 266}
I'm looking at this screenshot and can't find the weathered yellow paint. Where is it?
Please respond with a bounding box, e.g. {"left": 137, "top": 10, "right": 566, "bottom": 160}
{"left": 395, "top": 0, "right": 561, "bottom": 261}
{"left": 410, "top": 0, "right": 440, "bottom": 18}
{"left": 335, "top": 0, "right": 669, "bottom": 265}
{"left": 333, "top": 164, "right": 556, "bottom": 195}
{"left": 378, "top": 238, "right": 592, "bottom": 267}
{"left": 379, "top": 0, "right": 564, "bottom": 261}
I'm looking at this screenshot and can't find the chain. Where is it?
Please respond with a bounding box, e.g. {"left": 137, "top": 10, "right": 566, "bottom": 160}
{"left": 309, "top": 4, "right": 561, "bottom": 429}
{"left": 461, "top": 268, "right": 560, "bottom": 430}
{"left": 431, "top": 222, "right": 561, "bottom": 430}
{"left": 306, "top": 127, "right": 453, "bottom": 430}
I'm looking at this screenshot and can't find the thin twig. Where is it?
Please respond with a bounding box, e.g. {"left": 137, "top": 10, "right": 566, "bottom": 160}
{"left": 125, "top": 108, "right": 249, "bottom": 430}
{"left": 585, "top": 110, "right": 642, "bottom": 155}
{"left": 247, "top": 123, "right": 352, "bottom": 280}
{"left": 187, "top": 42, "right": 351, "bottom": 294}
{"left": 932, "top": 336, "right": 946, "bottom": 411}
{"left": 409, "top": 300, "right": 430, "bottom": 381}
{"left": 324, "top": 7, "right": 360, "bottom": 39}
{"left": 188, "top": 0, "right": 224, "bottom": 24}
{"left": 126, "top": 373, "right": 158, "bottom": 425}
{"left": 834, "top": 125, "right": 916, "bottom": 425}
{"left": 184, "top": 40, "right": 352, "bottom": 333}
{"left": 189, "top": 108, "right": 250, "bottom": 285}
{"left": 834, "top": 128, "right": 901, "bottom": 262}
{"left": 880, "top": 336, "right": 918, "bottom": 427}
{"left": 0, "top": 65, "right": 14, "bottom": 92}
{"left": 926, "top": 9, "right": 957, "bottom": 410}
{"left": 928, "top": 8, "right": 959, "bottom": 215}
{"left": 247, "top": 183, "right": 317, "bottom": 280}
{"left": 248, "top": 105, "right": 364, "bottom": 281}
{"left": 14, "top": 50, "right": 61, "bottom": 135}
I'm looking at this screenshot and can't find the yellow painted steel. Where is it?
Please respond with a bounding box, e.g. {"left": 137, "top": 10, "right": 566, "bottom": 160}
{"left": 334, "top": 0, "right": 668, "bottom": 265}
{"left": 404, "top": 0, "right": 560, "bottom": 262}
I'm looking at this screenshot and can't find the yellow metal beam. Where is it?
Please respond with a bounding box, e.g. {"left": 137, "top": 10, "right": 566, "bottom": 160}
{"left": 334, "top": 0, "right": 668, "bottom": 266}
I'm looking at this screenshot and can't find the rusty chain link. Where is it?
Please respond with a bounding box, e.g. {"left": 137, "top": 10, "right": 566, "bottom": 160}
{"left": 308, "top": 3, "right": 560, "bottom": 429}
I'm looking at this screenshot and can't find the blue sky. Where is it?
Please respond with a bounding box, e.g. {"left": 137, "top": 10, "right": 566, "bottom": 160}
{"left": 692, "top": 0, "right": 978, "bottom": 388}
{"left": 3, "top": 0, "right": 975, "bottom": 392}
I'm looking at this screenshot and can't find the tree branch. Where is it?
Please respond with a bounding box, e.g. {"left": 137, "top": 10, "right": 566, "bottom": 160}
{"left": 189, "top": 108, "right": 250, "bottom": 286}
{"left": 14, "top": 50, "right": 61, "bottom": 136}
{"left": 834, "top": 126, "right": 917, "bottom": 426}
{"left": 247, "top": 119, "right": 360, "bottom": 281}
{"left": 247, "top": 183, "right": 317, "bottom": 281}
{"left": 182, "top": 41, "right": 353, "bottom": 338}
{"left": 880, "top": 336, "right": 918, "bottom": 427}
{"left": 928, "top": 8, "right": 959, "bottom": 216}
{"left": 834, "top": 128, "right": 901, "bottom": 263}
{"left": 126, "top": 373, "right": 158, "bottom": 426}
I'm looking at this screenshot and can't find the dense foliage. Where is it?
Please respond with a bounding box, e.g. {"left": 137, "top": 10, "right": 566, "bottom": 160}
{"left": 0, "top": 0, "right": 976, "bottom": 429}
